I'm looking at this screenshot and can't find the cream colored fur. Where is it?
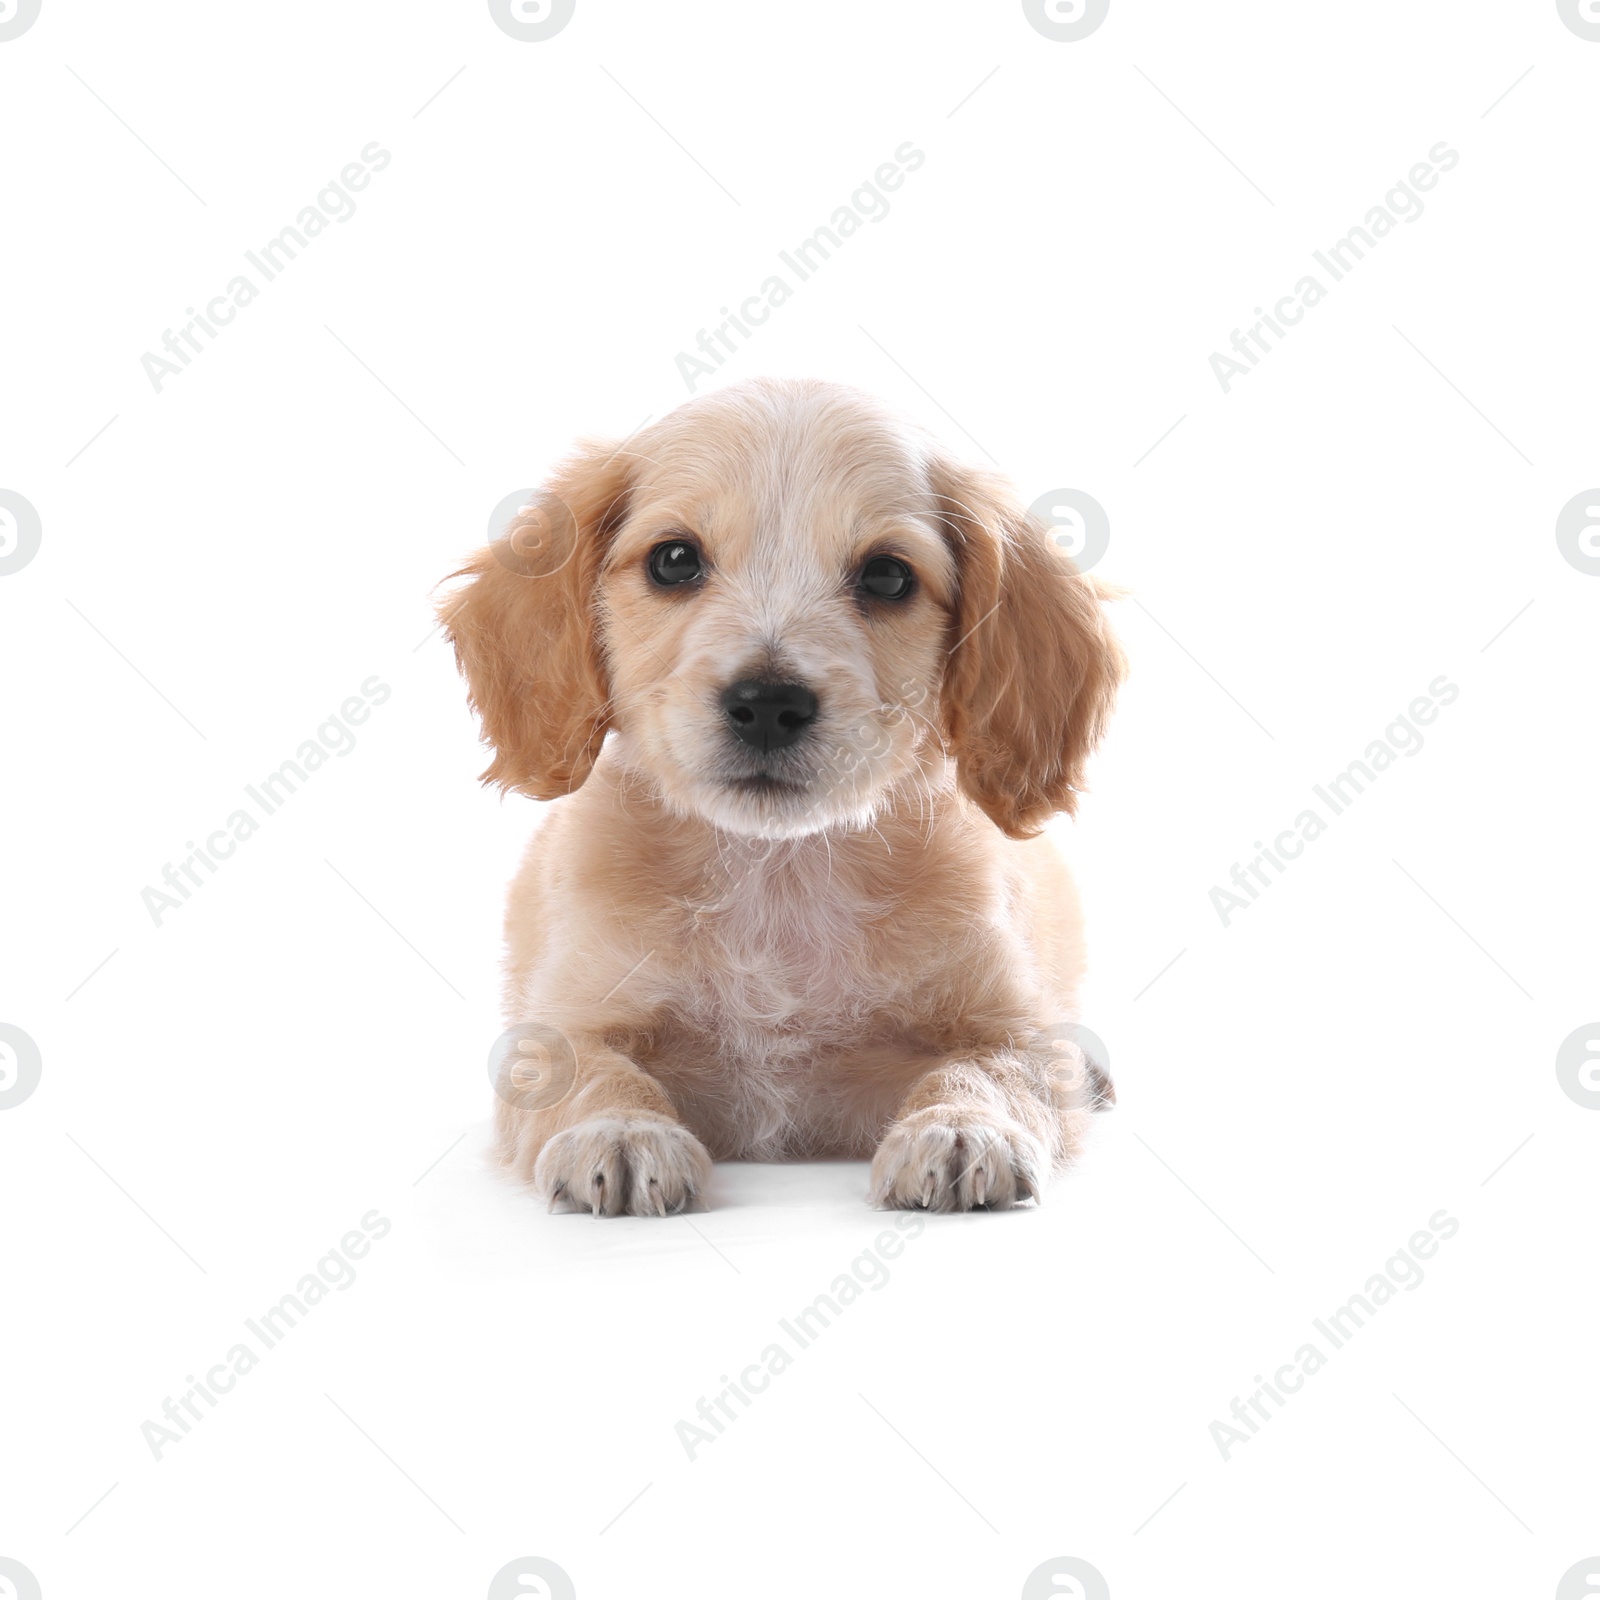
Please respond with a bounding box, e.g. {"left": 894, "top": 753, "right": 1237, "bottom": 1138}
{"left": 440, "top": 378, "right": 1124, "bottom": 1215}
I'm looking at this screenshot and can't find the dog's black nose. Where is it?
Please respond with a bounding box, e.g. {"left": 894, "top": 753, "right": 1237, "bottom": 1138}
{"left": 720, "top": 680, "right": 818, "bottom": 751}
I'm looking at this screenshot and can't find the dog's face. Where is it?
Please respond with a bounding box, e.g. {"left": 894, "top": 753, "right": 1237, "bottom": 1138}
{"left": 596, "top": 389, "right": 955, "bottom": 836}
{"left": 442, "top": 378, "right": 1123, "bottom": 840}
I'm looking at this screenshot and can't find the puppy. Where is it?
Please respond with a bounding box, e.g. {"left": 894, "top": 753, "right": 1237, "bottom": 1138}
{"left": 440, "top": 378, "right": 1124, "bottom": 1215}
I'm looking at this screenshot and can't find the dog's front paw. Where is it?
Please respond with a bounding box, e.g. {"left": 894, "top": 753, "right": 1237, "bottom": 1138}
{"left": 535, "top": 1117, "right": 712, "bottom": 1217}
{"left": 869, "top": 1109, "right": 1048, "bottom": 1212}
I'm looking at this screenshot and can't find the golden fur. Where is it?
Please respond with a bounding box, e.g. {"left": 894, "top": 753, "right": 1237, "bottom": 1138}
{"left": 440, "top": 378, "right": 1124, "bottom": 1214}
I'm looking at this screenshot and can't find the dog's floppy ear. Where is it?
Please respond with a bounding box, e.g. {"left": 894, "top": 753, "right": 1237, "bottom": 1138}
{"left": 931, "top": 454, "right": 1125, "bottom": 838}
{"left": 438, "top": 439, "right": 632, "bottom": 799}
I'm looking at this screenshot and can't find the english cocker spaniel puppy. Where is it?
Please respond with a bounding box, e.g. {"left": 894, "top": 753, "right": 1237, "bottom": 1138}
{"left": 440, "top": 377, "right": 1124, "bottom": 1215}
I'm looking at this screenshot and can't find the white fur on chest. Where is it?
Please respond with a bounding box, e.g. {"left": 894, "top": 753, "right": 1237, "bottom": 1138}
{"left": 673, "top": 838, "right": 892, "bottom": 1065}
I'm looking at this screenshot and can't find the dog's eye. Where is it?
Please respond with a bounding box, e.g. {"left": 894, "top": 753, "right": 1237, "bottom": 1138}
{"left": 859, "top": 556, "right": 914, "bottom": 601}
{"left": 648, "top": 540, "right": 702, "bottom": 587}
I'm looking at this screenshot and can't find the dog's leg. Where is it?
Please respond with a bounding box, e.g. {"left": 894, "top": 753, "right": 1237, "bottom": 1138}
{"left": 498, "top": 1046, "right": 712, "bottom": 1217}
{"left": 868, "top": 1047, "right": 1094, "bottom": 1212}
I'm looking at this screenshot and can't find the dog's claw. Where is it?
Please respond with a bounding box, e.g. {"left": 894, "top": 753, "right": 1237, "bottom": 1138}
{"left": 548, "top": 1182, "right": 569, "bottom": 1214}
{"left": 532, "top": 1118, "right": 713, "bottom": 1218}
{"left": 871, "top": 1113, "right": 1049, "bottom": 1213}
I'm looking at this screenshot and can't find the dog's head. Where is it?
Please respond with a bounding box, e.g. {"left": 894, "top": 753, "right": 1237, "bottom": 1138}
{"left": 440, "top": 378, "right": 1123, "bottom": 839}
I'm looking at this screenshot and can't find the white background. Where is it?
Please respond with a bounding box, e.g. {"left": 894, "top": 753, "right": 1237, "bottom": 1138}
{"left": 2, "top": 2, "right": 1597, "bottom": 1597}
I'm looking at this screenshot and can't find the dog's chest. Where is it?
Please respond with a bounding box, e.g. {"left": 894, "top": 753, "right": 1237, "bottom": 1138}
{"left": 670, "top": 848, "right": 891, "bottom": 1055}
